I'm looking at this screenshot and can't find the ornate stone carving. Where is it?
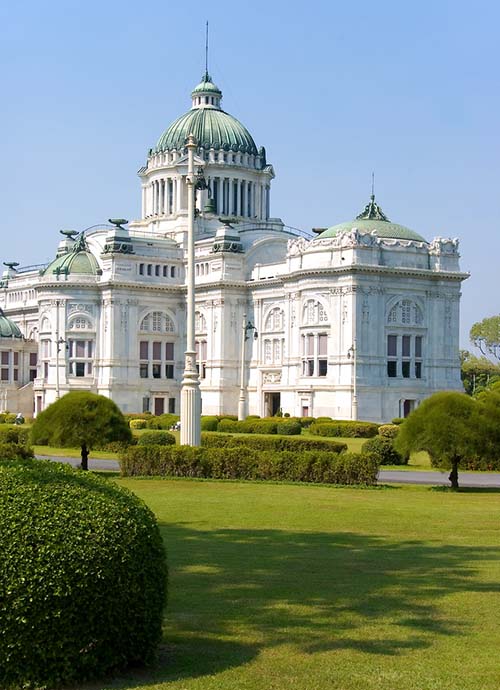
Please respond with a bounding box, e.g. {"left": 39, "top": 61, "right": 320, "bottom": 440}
{"left": 68, "top": 303, "right": 94, "bottom": 315}
{"left": 428, "top": 237, "right": 460, "bottom": 255}
{"left": 262, "top": 371, "right": 281, "bottom": 384}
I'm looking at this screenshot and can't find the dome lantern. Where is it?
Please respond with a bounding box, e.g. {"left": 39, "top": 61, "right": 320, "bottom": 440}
{"left": 191, "top": 72, "right": 222, "bottom": 110}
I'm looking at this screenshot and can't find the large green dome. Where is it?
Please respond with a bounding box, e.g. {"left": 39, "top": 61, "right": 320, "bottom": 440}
{"left": 43, "top": 235, "right": 100, "bottom": 277}
{"left": 319, "top": 195, "right": 427, "bottom": 243}
{"left": 155, "top": 74, "right": 258, "bottom": 155}
{"left": 0, "top": 308, "right": 22, "bottom": 338}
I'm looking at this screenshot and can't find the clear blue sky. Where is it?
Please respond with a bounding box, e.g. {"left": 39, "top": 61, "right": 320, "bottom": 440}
{"left": 1, "top": 0, "right": 498, "bottom": 348}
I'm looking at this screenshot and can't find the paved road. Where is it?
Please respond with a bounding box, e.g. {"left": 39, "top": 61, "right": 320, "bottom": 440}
{"left": 36, "top": 454, "right": 500, "bottom": 488}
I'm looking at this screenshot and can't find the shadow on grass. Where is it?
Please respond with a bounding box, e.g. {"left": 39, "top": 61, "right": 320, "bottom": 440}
{"left": 100, "top": 524, "right": 500, "bottom": 688}
{"left": 430, "top": 485, "right": 500, "bottom": 494}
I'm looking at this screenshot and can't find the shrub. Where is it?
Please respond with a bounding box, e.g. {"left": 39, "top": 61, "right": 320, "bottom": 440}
{"left": 315, "top": 416, "right": 333, "bottom": 422}
{"left": 309, "top": 421, "right": 379, "bottom": 438}
{"left": 0, "top": 459, "right": 167, "bottom": 689}
{"left": 216, "top": 419, "right": 279, "bottom": 434}
{"left": 298, "top": 416, "right": 316, "bottom": 428}
{"left": 201, "top": 432, "right": 347, "bottom": 453}
{"left": 0, "top": 441, "right": 34, "bottom": 462}
{"left": 137, "top": 430, "right": 176, "bottom": 446}
{"left": 145, "top": 413, "right": 180, "bottom": 430}
{"left": 378, "top": 424, "right": 400, "bottom": 439}
{"left": 201, "top": 416, "right": 219, "bottom": 431}
{"left": 392, "top": 417, "right": 405, "bottom": 425}
{"left": 362, "top": 435, "right": 407, "bottom": 465}
{"left": 130, "top": 419, "right": 147, "bottom": 429}
{"left": 119, "top": 445, "right": 378, "bottom": 486}
{"left": 246, "top": 415, "right": 261, "bottom": 420}
{"left": 123, "top": 412, "right": 152, "bottom": 422}
{"left": 276, "top": 421, "right": 302, "bottom": 435}
{"left": 0, "top": 425, "right": 31, "bottom": 447}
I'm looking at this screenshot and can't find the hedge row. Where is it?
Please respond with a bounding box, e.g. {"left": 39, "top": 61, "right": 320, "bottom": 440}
{"left": 362, "top": 436, "right": 407, "bottom": 465}
{"left": 201, "top": 432, "right": 347, "bottom": 453}
{"left": 434, "top": 456, "right": 500, "bottom": 471}
{"left": 119, "top": 445, "right": 378, "bottom": 485}
{"left": 216, "top": 419, "right": 305, "bottom": 435}
{"left": 309, "top": 421, "right": 379, "bottom": 438}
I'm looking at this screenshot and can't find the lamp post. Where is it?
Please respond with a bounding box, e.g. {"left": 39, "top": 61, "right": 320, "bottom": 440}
{"left": 180, "top": 134, "right": 205, "bottom": 446}
{"left": 238, "top": 313, "right": 258, "bottom": 421}
{"left": 347, "top": 339, "right": 358, "bottom": 420}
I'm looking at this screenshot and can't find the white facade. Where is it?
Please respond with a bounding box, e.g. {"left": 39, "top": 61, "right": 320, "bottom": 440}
{"left": 0, "top": 75, "right": 467, "bottom": 422}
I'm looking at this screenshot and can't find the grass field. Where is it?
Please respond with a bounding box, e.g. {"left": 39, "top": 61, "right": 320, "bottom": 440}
{"left": 83, "top": 477, "right": 500, "bottom": 690}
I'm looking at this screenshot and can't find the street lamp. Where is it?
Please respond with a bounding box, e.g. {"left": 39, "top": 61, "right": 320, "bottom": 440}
{"left": 180, "top": 134, "right": 205, "bottom": 446}
{"left": 347, "top": 339, "right": 358, "bottom": 420}
{"left": 238, "top": 313, "right": 258, "bottom": 421}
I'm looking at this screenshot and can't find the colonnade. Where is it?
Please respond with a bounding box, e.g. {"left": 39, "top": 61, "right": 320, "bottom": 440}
{"left": 143, "top": 175, "right": 270, "bottom": 220}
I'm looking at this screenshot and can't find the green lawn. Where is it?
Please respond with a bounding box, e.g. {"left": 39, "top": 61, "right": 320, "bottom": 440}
{"left": 85, "top": 477, "right": 500, "bottom": 690}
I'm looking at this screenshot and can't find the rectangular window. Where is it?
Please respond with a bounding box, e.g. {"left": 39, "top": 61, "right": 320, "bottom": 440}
{"left": 168, "top": 397, "right": 176, "bottom": 414}
{"left": 1, "top": 368, "right": 9, "bottom": 381}
{"left": 75, "top": 341, "right": 85, "bottom": 357}
{"left": 306, "top": 334, "right": 314, "bottom": 356}
{"left": 152, "top": 342, "right": 162, "bottom": 360}
{"left": 387, "top": 335, "right": 397, "bottom": 357}
{"left": 140, "top": 363, "right": 148, "bottom": 378}
{"left": 13, "top": 368, "right": 18, "bottom": 382}
{"left": 147, "top": 264, "right": 152, "bottom": 276}
{"left": 155, "top": 265, "right": 160, "bottom": 276}
{"left": 75, "top": 362, "right": 85, "bottom": 377}
{"left": 415, "top": 362, "right": 422, "bottom": 379}
{"left": 30, "top": 353, "right": 37, "bottom": 366}
{"left": 139, "top": 341, "right": 149, "bottom": 359}
{"left": 29, "top": 369, "right": 36, "bottom": 382}
{"left": 13, "top": 352, "right": 18, "bottom": 366}
{"left": 402, "top": 361, "right": 410, "bottom": 378}
{"left": 170, "top": 266, "right": 175, "bottom": 278}
{"left": 318, "top": 334, "right": 328, "bottom": 356}
{"left": 387, "top": 361, "right": 397, "bottom": 377}
{"left": 318, "top": 359, "right": 328, "bottom": 376}
{"left": 307, "top": 359, "right": 314, "bottom": 376}
{"left": 163, "top": 266, "right": 168, "bottom": 277}
{"left": 152, "top": 363, "right": 161, "bottom": 378}
{"left": 43, "top": 362, "right": 49, "bottom": 378}
{"left": 142, "top": 397, "right": 150, "bottom": 413}
{"left": 165, "top": 342, "right": 174, "bottom": 360}
{"left": 165, "top": 364, "right": 174, "bottom": 378}
{"left": 415, "top": 336, "right": 422, "bottom": 358}
{"left": 402, "top": 335, "right": 411, "bottom": 358}
{"left": 1, "top": 351, "right": 9, "bottom": 365}
{"left": 139, "top": 263, "right": 144, "bottom": 275}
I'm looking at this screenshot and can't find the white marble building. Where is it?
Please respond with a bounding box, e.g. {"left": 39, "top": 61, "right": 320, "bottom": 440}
{"left": 0, "top": 73, "right": 468, "bottom": 421}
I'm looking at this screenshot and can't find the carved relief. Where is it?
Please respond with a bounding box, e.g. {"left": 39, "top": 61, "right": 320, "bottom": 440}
{"left": 262, "top": 371, "right": 282, "bottom": 384}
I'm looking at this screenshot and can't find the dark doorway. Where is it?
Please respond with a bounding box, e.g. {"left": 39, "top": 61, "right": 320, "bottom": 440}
{"left": 264, "top": 392, "right": 281, "bottom": 417}
{"left": 403, "top": 399, "right": 415, "bottom": 417}
{"left": 154, "top": 397, "right": 165, "bottom": 415}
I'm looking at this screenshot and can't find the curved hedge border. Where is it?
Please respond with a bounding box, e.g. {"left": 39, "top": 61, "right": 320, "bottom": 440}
{"left": 119, "top": 445, "right": 378, "bottom": 486}
{"left": 0, "top": 459, "right": 167, "bottom": 689}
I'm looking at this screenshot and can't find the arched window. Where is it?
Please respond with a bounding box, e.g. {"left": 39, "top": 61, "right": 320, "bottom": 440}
{"left": 303, "top": 299, "right": 329, "bottom": 326}
{"left": 387, "top": 299, "right": 423, "bottom": 326}
{"left": 140, "top": 311, "right": 175, "bottom": 333}
{"left": 264, "top": 307, "right": 284, "bottom": 332}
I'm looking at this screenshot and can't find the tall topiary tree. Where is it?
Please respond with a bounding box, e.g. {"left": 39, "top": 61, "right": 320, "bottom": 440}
{"left": 30, "top": 392, "right": 132, "bottom": 469}
{"left": 394, "top": 392, "right": 477, "bottom": 489}
{"left": 0, "top": 459, "right": 167, "bottom": 689}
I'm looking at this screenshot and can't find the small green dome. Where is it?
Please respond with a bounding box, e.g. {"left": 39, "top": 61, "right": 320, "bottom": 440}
{"left": 43, "top": 235, "right": 100, "bottom": 277}
{"left": 320, "top": 196, "right": 427, "bottom": 243}
{"left": 191, "top": 73, "right": 222, "bottom": 96}
{"left": 0, "top": 309, "right": 22, "bottom": 338}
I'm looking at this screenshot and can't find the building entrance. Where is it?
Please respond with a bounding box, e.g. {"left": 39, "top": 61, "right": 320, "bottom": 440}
{"left": 264, "top": 392, "right": 281, "bottom": 417}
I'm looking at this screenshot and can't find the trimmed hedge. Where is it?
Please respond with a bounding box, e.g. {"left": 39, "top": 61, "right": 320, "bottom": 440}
{"left": 145, "top": 413, "right": 180, "bottom": 430}
{"left": 0, "top": 459, "right": 167, "bottom": 689}
{"left": 201, "top": 416, "right": 219, "bottom": 431}
{"left": 0, "top": 441, "right": 34, "bottom": 462}
{"left": 119, "top": 445, "right": 378, "bottom": 486}
{"left": 362, "top": 435, "right": 407, "bottom": 465}
{"left": 201, "top": 432, "right": 347, "bottom": 454}
{"left": 276, "top": 421, "right": 302, "bottom": 435}
{"left": 309, "top": 421, "right": 379, "bottom": 438}
{"left": 130, "top": 419, "right": 147, "bottom": 429}
{"left": 123, "top": 412, "right": 153, "bottom": 422}
{"left": 378, "top": 424, "right": 400, "bottom": 439}
{"left": 217, "top": 419, "right": 279, "bottom": 434}
{"left": 137, "top": 430, "right": 176, "bottom": 446}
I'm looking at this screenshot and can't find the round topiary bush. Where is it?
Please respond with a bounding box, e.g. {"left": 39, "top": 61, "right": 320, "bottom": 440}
{"left": 362, "top": 435, "right": 406, "bottom": 465}
{"left": 0, "top": 459, "right": 167, "bottom": 689}
{"left": 200, "top": 416, "right": 219, "bottom": 431}
{"left": 378, "top": 424, "right": 400, "bottom": 439}
{"left": 137, "top": 430, "right": 176, "bottom": 446}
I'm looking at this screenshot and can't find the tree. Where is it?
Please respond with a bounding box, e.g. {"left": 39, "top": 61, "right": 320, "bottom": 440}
{"left": 460, "top": 350, "right": 500, "bottom": 395}
{"left": 470, "top": 315, "right": 500, "bottom": 361}
{"left": 30, "top": 392, "right": 132, "bottom": 469}
{"left": 394, "top": 392, "right": 477, "bottom": 489}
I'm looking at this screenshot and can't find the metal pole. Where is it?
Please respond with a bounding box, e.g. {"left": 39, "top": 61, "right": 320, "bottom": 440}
{"left": 352, "top": 338, "right": 358, "bottom": 420}
{"left": 180, "top": 134, "right": 201, "bottom": 446}
{"left": 238, "top": 313, "right": 247, "bottom": 420}
{"left": 55, "top": 300, "right": 60, "bottom": 400}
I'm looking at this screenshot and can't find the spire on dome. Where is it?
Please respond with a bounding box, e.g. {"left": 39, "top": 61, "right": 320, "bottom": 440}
{"left": 356, "top": 194, "right": 390, "bottom": 222}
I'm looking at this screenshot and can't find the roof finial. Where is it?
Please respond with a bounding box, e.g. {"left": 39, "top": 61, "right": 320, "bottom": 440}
{"left": 371, "top": 171, "right": 375, "bottom": 200}
{"left": 204, "top": 21, "right": 209, "bottom": 81}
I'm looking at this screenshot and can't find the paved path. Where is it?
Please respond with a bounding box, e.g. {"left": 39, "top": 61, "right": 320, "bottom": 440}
{"left": 36, "top": 455, "right": 500, "bottom": 489}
